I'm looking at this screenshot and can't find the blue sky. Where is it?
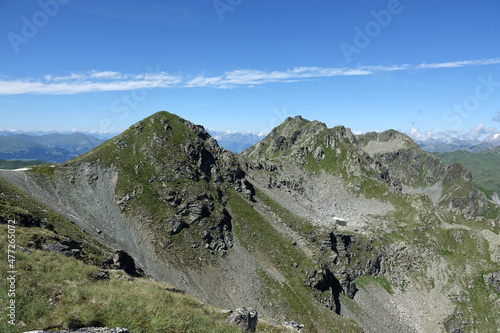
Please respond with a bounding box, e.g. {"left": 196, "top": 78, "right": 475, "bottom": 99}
{"left": 1, "top": 0, "right": 500, "bottom": 141}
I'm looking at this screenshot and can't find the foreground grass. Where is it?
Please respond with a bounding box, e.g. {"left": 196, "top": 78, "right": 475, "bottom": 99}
{"left": 0, "top": 173, "right": 291, "bottom": 332}
{"left": 0, "top": 224, "right": 293, "bottom": 333}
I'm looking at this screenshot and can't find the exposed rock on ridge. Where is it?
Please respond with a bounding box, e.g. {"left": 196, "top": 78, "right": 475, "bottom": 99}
{"left": 2, "top": 112, "right": 499, "bottom": 333}
{"left": 242, "top": 115, "right": 500, "bottom": 332}
{"left": 244, "top": 115, "right": 491, "bottom": 219}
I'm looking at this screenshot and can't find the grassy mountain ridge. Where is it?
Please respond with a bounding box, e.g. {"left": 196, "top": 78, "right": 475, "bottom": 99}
{"left": 243, "top": 115, "right": 491, "bottom": 218}
{"left": 432, "top": 146, "right": 500, "bottom": 199}
{"left": 66, "top": 111, "right": 248, "bottom": 258}
{"left": 0, "top": 177, "right": 291, "bottom": 333}
{"left": 0, "top": 159, "right": 50, "bottom": 169}
{"left": 242, "top": 115, "right": 500, "bottom": 332}
{"left": 0, "top": 111, "right": 363, "bottom": 332}
{"left": 1, "top": 112, "right": 499, "bottom": 332}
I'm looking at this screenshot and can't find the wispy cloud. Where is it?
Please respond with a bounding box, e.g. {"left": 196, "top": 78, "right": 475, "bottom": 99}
{"left": 416, "top": 58, "right": 500, "bottom": 69}
{"left": 1, "top": 58, "right": 499, "bottom": 96}
{"left": 0, "top": 72, "right": 182, "bottom": 95}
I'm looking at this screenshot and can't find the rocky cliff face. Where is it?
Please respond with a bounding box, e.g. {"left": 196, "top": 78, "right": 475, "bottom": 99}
{"left": 244, "top": 116, "right": 492, "bottom": 219}
{"left": 1, "top": 112, "right": 499, "bottom": 333}
{"left": 242, "top": 115, "right": 500, "bottom": 332}
{"left": 0, "top": 113, "right": 259, "bottom": 311}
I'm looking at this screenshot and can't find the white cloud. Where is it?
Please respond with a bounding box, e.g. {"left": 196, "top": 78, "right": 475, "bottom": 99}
{"left": 416, "top": 58, "right": 500, "bottom": 70}
{"left": 44, "top": 72, "right": 87, "bottom": 82}
{"left": 408, "top": 128, "right": 434, "bottom": 141}
{"left": 0, "top": 72, "right": 182, "bottom": 95}
{"left": 1, "top": 58, "right": 500, "bottom": 95}
{"left": 89, "top": 71, "right": 124, "bottom": 79}
{"left": 462, "top": 122, "right": 497, "bottom": 141}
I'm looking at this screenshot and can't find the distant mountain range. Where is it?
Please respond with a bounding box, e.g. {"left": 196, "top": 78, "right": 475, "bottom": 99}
{"left": 432, "top": 145, "right": 500, "bottom": 201}
{"left": 0, "top": 129, "right": 263, "bottom": 164}
{"left": 0, "top": 129, "right": 117, "bottom": 139}
{"left": 0, "top": 132, "right": 106, "bottom": 163}
{"left": 0, "top": 159, "right": 50, "bottom": 169}
{"left": 414, "top": 133, "right": 500, "bottom": 153}
{"left": 206, "top": 129, "right": 266, "bottom": 153}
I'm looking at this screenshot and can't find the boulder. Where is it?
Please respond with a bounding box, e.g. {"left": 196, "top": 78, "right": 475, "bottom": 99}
{"left": 484, "top": 271, "right": 500, "bottom": 293}
{"left": 112, "top": 251, "right": 143, "bottom": 277}
{"left": 283, "top": 321, "right": 305, "bottom": 332}
{"left": 333, "top": 217, "right": 347, "bottom": 226}
{"left": 226, "top": 307, "right": 258, "bottom": 332}
{"left": 167, "top": 217, "right": 186, "bottom": 235}
{"left": 41, "top": 243, "right": 80, "bottom": 258}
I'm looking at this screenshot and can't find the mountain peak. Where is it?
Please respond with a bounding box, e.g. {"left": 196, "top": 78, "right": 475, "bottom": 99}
{"left": 1, "top": 111, "right": 499, "bottom": 333}
{"left": 50, "top": 110, "right": 249, "bottom": 256}
{"left": 243, "top": 115, "right": 328, "bottom": 157}
{"left": 269, "top": 115, "right": 328, "bottom": 135}
{"left": 283, "top": 115, "right": 307, "bottom": 124}
{"left": 66, "top": 111, "right": 248, "bottom": 219}
{"left": 72, "top": 111, "right": 220, "bottom": 166}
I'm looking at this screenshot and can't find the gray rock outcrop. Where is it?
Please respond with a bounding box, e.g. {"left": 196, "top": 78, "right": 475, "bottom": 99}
{"left": 225, "top": 307, "right": 258, "bottom": 332}
{"left": 484, "top": 271, "right": 500, "bottom": 293}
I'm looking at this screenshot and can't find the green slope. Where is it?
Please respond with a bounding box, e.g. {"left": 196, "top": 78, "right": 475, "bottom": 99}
{"left": 3, "top": 112, "right": 498, "bottom": 332}
{"left": 67, "top": 111, "right": 243, "bottom": 258}
{"left": 0, "top": 166, "right": 289, "bottom": 333}
{"left": 0, "top": 159, "right": 51, "bottom": 169}
{"left": 433, "top": 146, "right": 500, "bottom": 197}
{"left": 242, "top": 115, "right": 500, "bottom": 332}
{"left": 9, "top": 111, "right": 364, "bottom": 332}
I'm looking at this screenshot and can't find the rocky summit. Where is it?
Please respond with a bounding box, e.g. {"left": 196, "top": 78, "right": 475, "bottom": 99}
{"left": 1, "top": 111, "right": 499, "bottom": 333}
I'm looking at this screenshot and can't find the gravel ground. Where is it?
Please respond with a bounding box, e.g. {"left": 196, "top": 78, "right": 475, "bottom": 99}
{"left": 0, "top": 165, "right": 299, "bottom": 318}
{"left": 247, "top": 163, "right": 394, "bottom": 236}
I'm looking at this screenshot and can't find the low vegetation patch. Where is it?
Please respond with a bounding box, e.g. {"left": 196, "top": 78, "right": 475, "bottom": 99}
{"left": 354, "top": 275, "right": 393, "bottom": 295}
{"left": 0, "top": 225, "right": 248, "bottom": 333}
{"left": 27, "top": 165, "right": 56, "bottom": 177}
{"left": 0, "top": 223, "right": 293, "bottom": 333}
